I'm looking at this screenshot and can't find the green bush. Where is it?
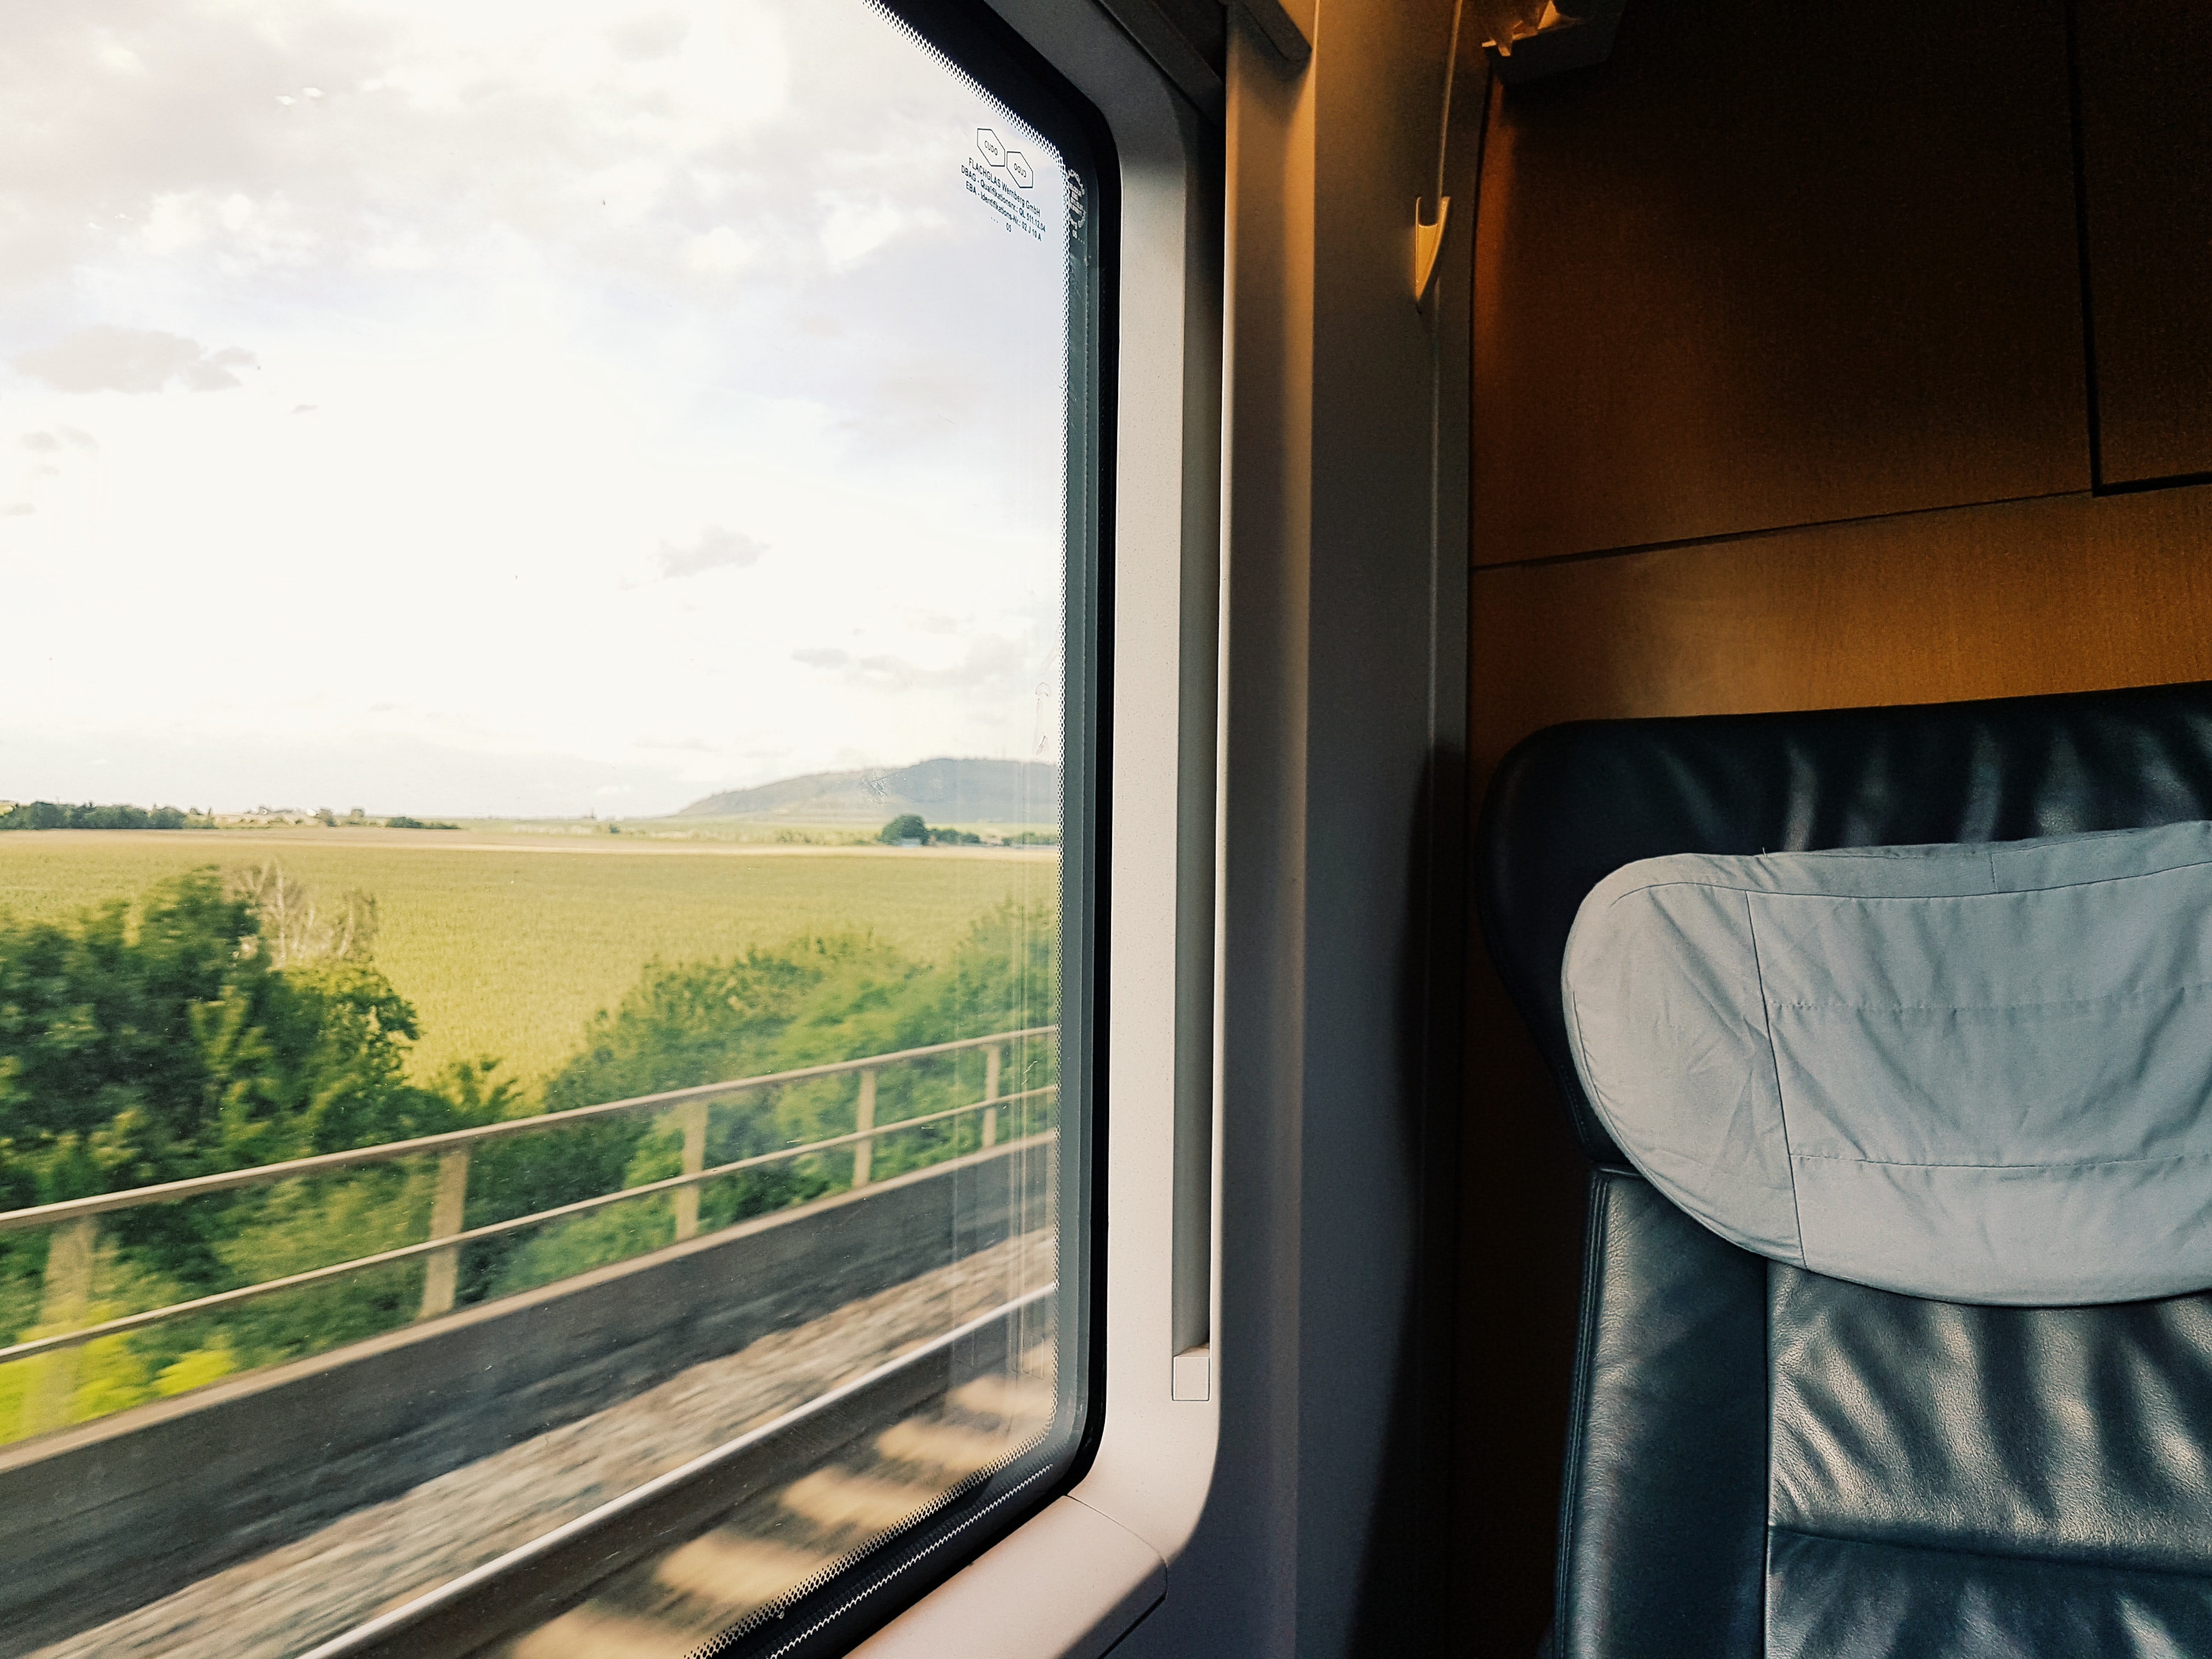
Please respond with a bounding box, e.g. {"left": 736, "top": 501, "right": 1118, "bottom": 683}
{"left": 476, "top": 906, "right": 1059, "bottom": 1293}
{"left": 877, "top": 813, "right": 988, "bottom": 847}
{"left": 0, "top": 868, "right": 479, "bottom": 1378}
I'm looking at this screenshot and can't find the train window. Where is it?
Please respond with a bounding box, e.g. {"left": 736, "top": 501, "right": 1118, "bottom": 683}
{"left": 0, "top": 1, "right": 1105, "bottom": 1655}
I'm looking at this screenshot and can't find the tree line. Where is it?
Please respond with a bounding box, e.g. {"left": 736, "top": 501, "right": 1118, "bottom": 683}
{"left": 877, "top": 813, "right": 1058, "bottom": 847}
{"left": 0, "top": 802, "right": 208, "bottom": 832}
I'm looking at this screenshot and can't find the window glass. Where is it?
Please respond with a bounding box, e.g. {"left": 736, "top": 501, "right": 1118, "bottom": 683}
{"left": 0, "top": 2, "right": 1095, "bottom": 1654}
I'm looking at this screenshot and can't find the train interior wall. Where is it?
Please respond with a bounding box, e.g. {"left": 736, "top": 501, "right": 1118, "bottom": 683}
{"left": 1458, "top": 1, "right": 2212, "bottom": 1650}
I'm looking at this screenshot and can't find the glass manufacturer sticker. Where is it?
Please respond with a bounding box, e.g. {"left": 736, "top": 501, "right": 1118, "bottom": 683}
{"left": 963, "top": 128, "right": 1048, "bottom": 241}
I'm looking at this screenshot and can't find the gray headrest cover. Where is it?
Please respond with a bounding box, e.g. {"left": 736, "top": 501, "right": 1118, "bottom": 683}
{"left": 1562, "top": 820, "right": 2212, "bottom": 1305}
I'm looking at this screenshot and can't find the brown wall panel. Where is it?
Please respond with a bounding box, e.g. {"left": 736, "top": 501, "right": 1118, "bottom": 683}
{"left": 1471, "top": 0, "right": 2089, "bottom": 565}
{"left": 2078, "top": 0, "right": 2212, "bottom": 487}
{"left": 1470, "top": 487, "right": 2212, "bottom": 776}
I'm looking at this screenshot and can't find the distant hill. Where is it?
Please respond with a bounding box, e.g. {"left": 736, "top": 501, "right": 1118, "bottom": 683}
{"left": 678, "top": 758, "right": 1060, "bottom": 825}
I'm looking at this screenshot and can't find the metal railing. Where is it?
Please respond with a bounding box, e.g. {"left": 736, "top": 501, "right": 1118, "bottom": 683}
{"left": 0, "top": 1027, "right": 1058, "bottom": 1406}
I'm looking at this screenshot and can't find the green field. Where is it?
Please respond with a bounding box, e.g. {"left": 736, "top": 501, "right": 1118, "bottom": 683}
{"left": 0, "top": 831, "right": 1058, "bottom": 1090}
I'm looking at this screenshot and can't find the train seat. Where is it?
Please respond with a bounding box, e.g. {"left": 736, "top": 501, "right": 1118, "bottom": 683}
{"left": 1476, "top": 682, "right": 2212, "bottom": 1659}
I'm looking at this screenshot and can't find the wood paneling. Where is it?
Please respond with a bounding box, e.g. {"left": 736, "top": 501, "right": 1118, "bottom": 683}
{"left": 1470, "top": 486, "right": 2212, "bottom": 778}
{"left": 2078, "top": 0, "right": 2212, "bottom": 487}
{"left": 1471, "top": 0, "right": 2089, "bottom": 565}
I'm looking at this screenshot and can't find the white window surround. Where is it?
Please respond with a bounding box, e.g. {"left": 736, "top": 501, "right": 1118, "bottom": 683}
{"left": 859, "top": 0, "right": 1472, "bottom": 1653}
{"left": 860, "top": 1, "right": 1219, "bottom": 1649}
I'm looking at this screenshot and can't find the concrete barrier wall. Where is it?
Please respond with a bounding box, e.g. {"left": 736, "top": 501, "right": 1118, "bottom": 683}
{"left": 0, "top": 1137, "right": 1052, "bottom": 1656}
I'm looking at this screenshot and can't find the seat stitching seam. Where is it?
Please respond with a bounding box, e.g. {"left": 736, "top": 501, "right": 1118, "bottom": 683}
{"left": 1591, "top": 854, "right": 2212, "bottom": 917}
{"left": 1788, "top": 1148, "right": 2212, "bottom": 1172}
{"left": 1744, "top": 894, "right": 1808, "bottom": 1270}
{"left": 1555, "top": 1173, "right": 1611, "bottom": 1657}
{"left": 1762, "top": 1261, "right": 1777, "bottom": 1659}
{"left": 1768, "top": 1522, "right": 2212, "bottom": 1584}
{"left": 1766, "top": 979, "right": 2212, "bottom": 1015}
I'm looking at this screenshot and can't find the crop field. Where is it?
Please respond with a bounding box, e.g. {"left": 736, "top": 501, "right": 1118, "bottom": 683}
{"left": 0, "top": 830, "right": 1058, "bottom": 1090}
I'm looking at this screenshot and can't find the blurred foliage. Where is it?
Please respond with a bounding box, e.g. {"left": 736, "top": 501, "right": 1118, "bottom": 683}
{"left": 0, "top": 871, "right": 471, "bottom": 1278}
{"left": 0, "top": 869, "right": 1056, "bottom": 1443}
{"left": 470, "top": 904, "right": 1057, "bottom": 1295}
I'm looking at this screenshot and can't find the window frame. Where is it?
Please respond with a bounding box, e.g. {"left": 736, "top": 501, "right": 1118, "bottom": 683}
{"left": 852, "top": 1, "right": 1477, "bottom": 1655}
{"left": 850, "top": 0, "right": 1228, "bottom": 1650}
{"left": 665, "top": 2, "right": 1134, "bottom": 1649}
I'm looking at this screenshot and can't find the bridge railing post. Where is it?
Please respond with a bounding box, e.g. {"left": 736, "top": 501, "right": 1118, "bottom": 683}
{"left": 983, "top": 1044, "right": 1002, "bottom": 1149}
{"left": 673, "top": 1099, "right": 709, "bottom": 1241}
{"left": 852, "top": 1069, "right": 877, "bottom": 1187}
{"left": 417, "top": 1148, "right": 471, "bottom": 1319}
{"left": 22, "top": 1215, "right": 97, "bottom": 1436}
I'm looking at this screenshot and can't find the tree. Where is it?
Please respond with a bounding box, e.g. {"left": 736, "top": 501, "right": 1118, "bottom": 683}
{"left": 0, "top": 870, "right": 455, "bottom": 1285}
{"left": 228, "top": 862, "right": 378, "bottom": 968}
{"left": 879, "top": 813, "right": 927, "bottom": 844}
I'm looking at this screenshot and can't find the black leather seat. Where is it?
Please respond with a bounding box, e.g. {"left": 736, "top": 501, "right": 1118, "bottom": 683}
{"left": 1475, "top": 682, "right": 2212, "bottom": 1659}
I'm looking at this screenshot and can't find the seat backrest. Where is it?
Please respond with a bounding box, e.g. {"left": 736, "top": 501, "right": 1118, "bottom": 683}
{"left": 1476, "top": 679, "right": 2212, "bottom": 1163}
{"left": 1474, "top": 681, "right": 2212, "bottom": 1659}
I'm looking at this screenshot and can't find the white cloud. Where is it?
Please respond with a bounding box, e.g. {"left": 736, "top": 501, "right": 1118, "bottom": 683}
{"left": 657, "top": 525, "right": 765, "bottom": 579}
{"left": 606, "top": 14, "right": 690, "bottom": 61}
{"left": 818, "top": 193, "right": 944, "bottom": 269}
{"left": 684, "top": 225, "right": 758, "bottom": 274}
{"left": 13, "top": 326, "right": 257, "bottom": 392}
{"left": 840, "top": 635, "right": 1030, "bottom": 693}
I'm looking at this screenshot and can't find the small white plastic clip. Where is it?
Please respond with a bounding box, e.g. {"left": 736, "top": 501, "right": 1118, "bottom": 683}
{"left": 1415, "top": 195, "right": 1451, "bottom": 302}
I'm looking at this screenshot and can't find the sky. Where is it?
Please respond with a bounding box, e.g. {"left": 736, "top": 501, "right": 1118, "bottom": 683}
{"left": 0, "top": 0, "right": 1071, "bottom": 818}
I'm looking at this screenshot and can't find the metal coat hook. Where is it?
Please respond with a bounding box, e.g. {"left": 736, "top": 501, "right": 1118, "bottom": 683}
{"left": 1481, "top": 0, "right": 1628, "bottom": 84}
